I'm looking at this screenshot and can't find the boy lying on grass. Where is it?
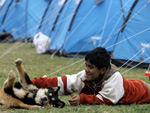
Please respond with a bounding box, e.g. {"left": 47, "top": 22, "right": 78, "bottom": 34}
{"left": 32, "top": 47, "right": 150, "bottom": 105}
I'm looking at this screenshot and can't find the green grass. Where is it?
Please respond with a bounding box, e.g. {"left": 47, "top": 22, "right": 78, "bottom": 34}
{"left": 0, "top": 43, "right": 150, "bottom": 113}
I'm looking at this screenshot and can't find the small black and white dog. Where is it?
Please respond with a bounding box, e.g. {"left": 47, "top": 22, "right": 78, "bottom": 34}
{"left": 3, "top": 58, "right": 65, "bottom": 108}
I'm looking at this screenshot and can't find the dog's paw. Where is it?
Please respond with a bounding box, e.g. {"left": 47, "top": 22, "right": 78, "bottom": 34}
{"left": 8, "top": 70, "right": 16, "bottom": 79}
{"left": 15, "top": 58, "right": 22, "bottom": 65}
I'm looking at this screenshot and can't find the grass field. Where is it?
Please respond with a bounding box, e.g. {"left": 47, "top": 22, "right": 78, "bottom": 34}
{"left": 0, "top": 43, "right": 150, "bottom": 113}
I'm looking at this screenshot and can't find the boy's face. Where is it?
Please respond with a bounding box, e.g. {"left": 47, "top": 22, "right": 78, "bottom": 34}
{"left": 84, "top": 60, "right": 105, "bottom": 81}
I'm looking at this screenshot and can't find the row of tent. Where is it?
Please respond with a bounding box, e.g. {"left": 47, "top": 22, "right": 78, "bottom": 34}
{"left": 0, "top": 0, "right": 150, "bottom": 68}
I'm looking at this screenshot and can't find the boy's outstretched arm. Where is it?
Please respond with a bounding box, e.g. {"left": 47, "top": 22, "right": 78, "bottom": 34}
{"left": 32, "top": 76, "right": 58, "bottom": 88}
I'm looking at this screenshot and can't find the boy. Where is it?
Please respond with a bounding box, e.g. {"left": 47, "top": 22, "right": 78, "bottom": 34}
{"left": 32, "top": 47, "right": 150, "bottom": 105}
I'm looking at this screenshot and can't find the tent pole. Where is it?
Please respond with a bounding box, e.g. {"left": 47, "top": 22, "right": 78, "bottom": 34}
{"left": 51, "top": 0, "right": 68, "bottom": 31}
{"left": 49, "top": 0, "right": 70, "bottom": 48}
{"left": 120, "top": 0, "right": 139, "bottom": 32}
{"left": 61, "top": 0, "right": 83, "bottom": 55}
{"left": 68, "top": 0, "right": 83, "bottom": 31}
{"left": 119, "top": 0, "right": 125, "bottom": 20}
{"left": 38, "top": 0, "right": 52, "bottom": 29}
{"left": 0, "top": 0, "right": 14, "bottom": 26}
{"left": 25, "top": 0, "right": 28, "bottom": 42}
{"left": 111, "top": 0, "right": 139, "bottom": 54}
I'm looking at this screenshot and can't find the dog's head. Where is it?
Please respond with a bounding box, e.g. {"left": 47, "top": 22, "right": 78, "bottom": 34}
{"left": 33, "top": 88, "right": 49, "bottom": 106}
{"left": 46, "top": 86, "right": 65, "bottom": 108}
{"left": 33, "top": 86, "right": 65, "bottom": 108}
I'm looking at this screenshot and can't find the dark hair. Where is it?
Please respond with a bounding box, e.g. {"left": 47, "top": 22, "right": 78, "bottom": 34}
{"left": 85, "top": 47, "right": 111, "bottom": 70}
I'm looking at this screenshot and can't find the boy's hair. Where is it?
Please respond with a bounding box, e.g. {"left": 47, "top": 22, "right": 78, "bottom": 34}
{"left": 85, "top": 47, "right": 111, "bottom": 70}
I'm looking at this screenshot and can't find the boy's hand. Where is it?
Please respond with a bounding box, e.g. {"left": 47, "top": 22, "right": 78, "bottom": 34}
{"left": 68, "top": 95, "right": 80, "bottom": 106}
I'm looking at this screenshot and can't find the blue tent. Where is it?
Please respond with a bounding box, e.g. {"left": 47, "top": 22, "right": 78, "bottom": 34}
{"left": 37, "top": 0, "right": 134, "bottom": 52}
{"left": 0, "top": 0, "right": 13, "bottom": 33}
{"left": 112, "top": 0, "right": 150, "bottom": 68}
{"left": 49, "top": 0, "right": 83, "bottom": 50}
{"left": 0, "top": 0, "right": 150, "bottom": 68}
{"left": 61, "top": 0, "right": 133, "bottom": 53}
{"left": 0, "top": 0, "right": 48, "bottom": 38}
{"left": 38, "top": 0, "right": 65, "bottom": 36}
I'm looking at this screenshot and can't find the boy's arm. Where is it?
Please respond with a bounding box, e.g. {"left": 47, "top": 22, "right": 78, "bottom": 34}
{"left": 32, "top": 70, "right": 85, "bottom": 95}
{"left": 32, "top": 76, "right": 70, "bottom": 95}
{"left": 32, "top": 76, "right": 58, "bottom": 88}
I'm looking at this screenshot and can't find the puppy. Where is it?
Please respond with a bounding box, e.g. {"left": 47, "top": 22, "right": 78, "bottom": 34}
{"left": 0, "top": 71, "right": 40, "bottom": 109}
{"left": 0, "top": 58, "right": 65, "bottom": 109}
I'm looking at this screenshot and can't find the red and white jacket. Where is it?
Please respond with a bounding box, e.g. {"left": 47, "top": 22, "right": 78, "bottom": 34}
{"left": 32, "top": 66, "right": 150, "bottom": 105}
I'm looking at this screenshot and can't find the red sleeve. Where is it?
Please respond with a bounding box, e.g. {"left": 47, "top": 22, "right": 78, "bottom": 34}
{"left": 120, "top": 77, "right": 150, "bottom": 104}
{"left": 32, "top": 77, "right": 58, "bottom": 88}
{"left": 32, "top": 76, "right": 72, "bottom": 95}
{"left": 79, "top": 93, "right": 106, "bottom": 105}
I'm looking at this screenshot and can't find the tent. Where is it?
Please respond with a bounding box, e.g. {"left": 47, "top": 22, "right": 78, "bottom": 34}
{"left": 61, "top": 0, "right": 134, "bottom": 54}
{"left": 0, "top": 0, "right": 49, "bottom": 38}
{"left": 111, "top": 0, "right": 150, "bottom": 68}
{"left": 0, "top": 0, "right": 150, "bottom": 68}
